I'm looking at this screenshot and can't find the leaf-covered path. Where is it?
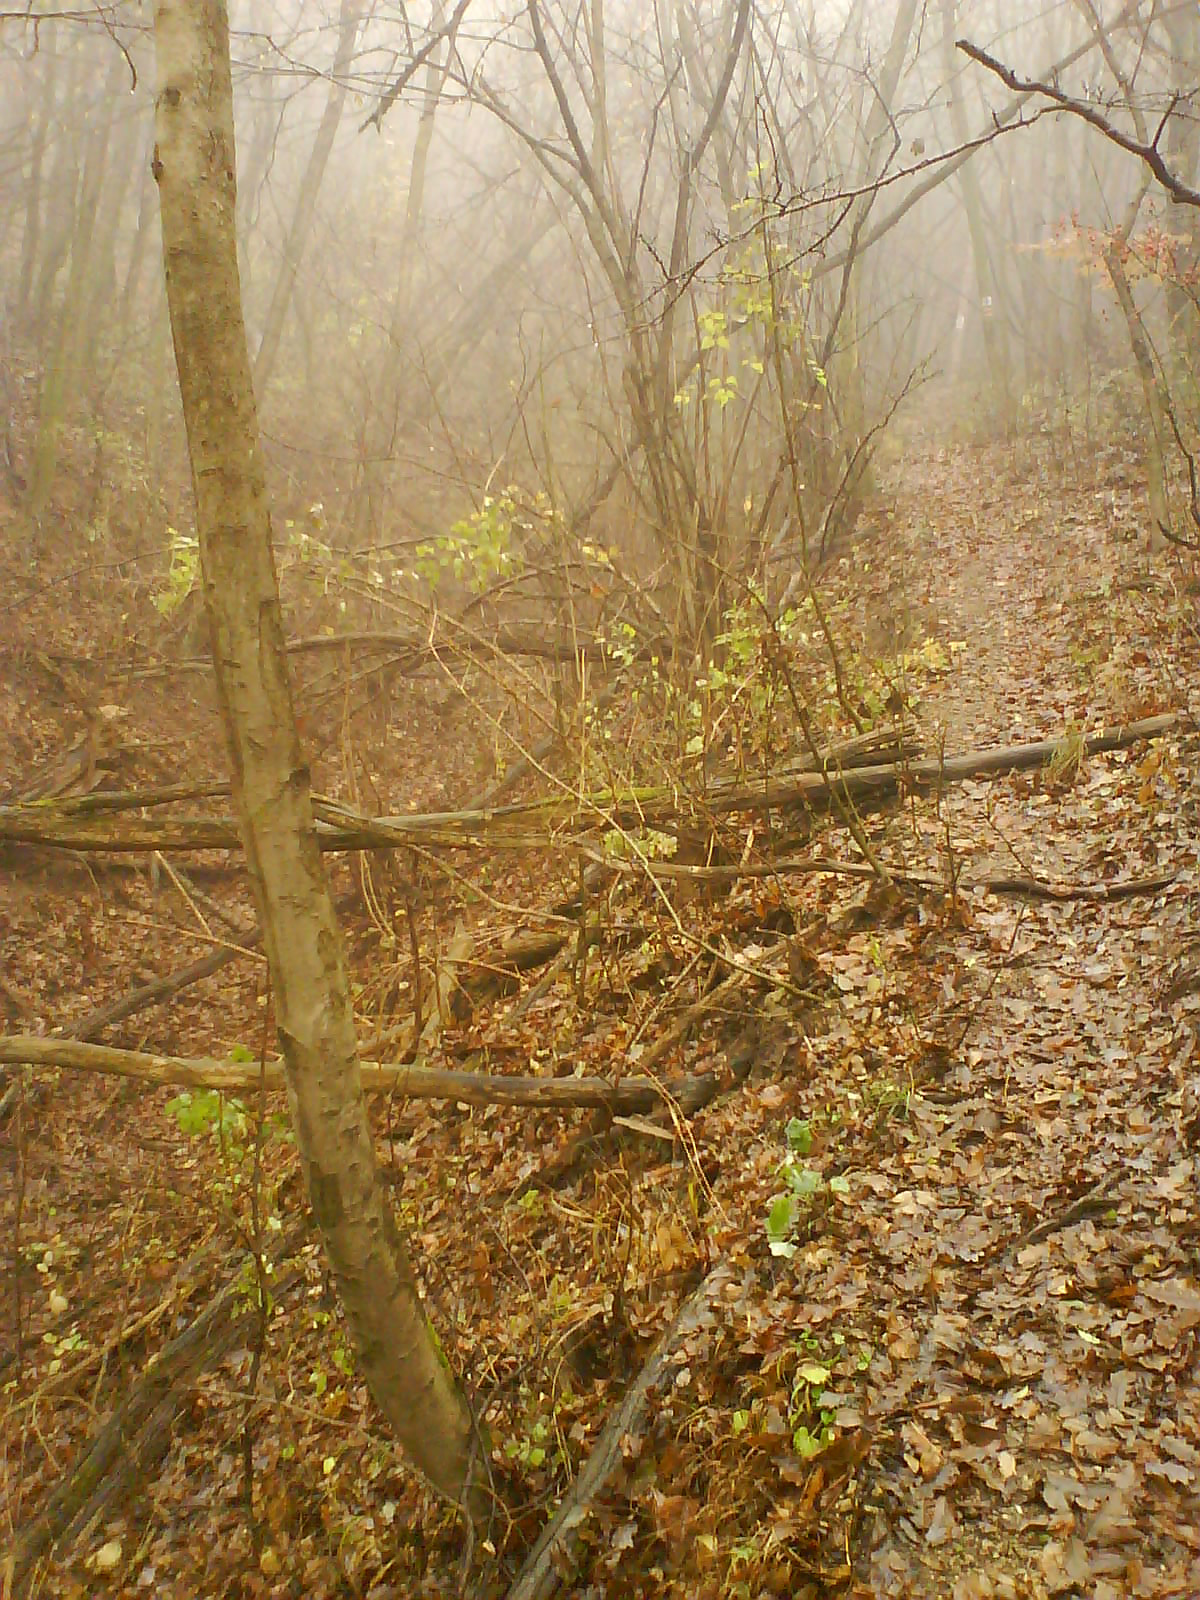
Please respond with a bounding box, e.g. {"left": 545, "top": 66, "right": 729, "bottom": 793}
{"left": 830, "top": 439, "right": 1200, "bottom": 1597}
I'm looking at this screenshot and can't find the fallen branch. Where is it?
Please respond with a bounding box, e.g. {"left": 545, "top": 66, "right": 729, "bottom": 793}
{"left": 975, "top": 870, "right": 1177, "bottom": 902}
{"left": 68, "top": 937, "right": 262, "bottom": 1037}
{"left": 1, "top": 722, "right": 116, "bottom": 806}
{"left": 0, "top": 1035, "right": 714, "bottom": 1114}
{"left": 44, "top": 779, "right": 231, "bottom": 814}
{"left": 11, "top": 1240, "right": 307, "bottom": 1583}
{"left": 284, "top": 623, "right": 613, "bottom": 665}
{"left": 0, "top": 713, "right": 1178, "bottom": 857}
{"left": 587, "top": 851, "right": 900, "bottom": 885}
{"left": 1004, "top": 1182, "right": 1122, "bottom": 1256}
{"left": 637, "top": 948, "right": 791, "bottom": 1076}
{"left": 511, "top": 961, "right": 773, "bottom": 1198}
{"left": 595, "top": 855, "right": 1178, "bottom": 904}
{"left": 164, "top": 622, "right": 615, "bottom": 678}
{"left": 506, "top": 1262, "right": 732, "bottom": 1600}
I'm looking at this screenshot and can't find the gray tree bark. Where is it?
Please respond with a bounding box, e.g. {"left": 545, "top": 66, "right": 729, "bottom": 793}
{"left": 151, "top": 0, "right": 481, "bottom": 1509}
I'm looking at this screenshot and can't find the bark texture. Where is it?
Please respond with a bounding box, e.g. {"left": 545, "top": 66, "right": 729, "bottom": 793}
{"left": 152, "top": 0, "right": 479, "bottom": 1506}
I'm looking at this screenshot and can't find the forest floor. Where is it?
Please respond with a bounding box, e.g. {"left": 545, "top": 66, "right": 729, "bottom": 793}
{"left": 1, "top": 427, "right": 1199, "bottom": 1599}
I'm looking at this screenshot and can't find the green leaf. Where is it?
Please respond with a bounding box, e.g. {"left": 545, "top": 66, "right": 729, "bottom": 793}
{"left": 787, "top": 1166, "right": 823, "bottom": 1200}
{"left": 793, "top": 1425, "right": 827, "bottom": 1458}
{"left": 166, "top": 1090, "right": 222, "bottom": 1137}
{"left": 785, "top": 1117, "right": 813, "bottom": 1155}
{"left": 797, "top": 1361, "right": 830, "bottom": 1387}
{"left": 766, "top": 1193, "right": 796, "bottom": 1242}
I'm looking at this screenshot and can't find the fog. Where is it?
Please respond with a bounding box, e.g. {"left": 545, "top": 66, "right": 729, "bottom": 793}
{"left": 4, "top": 1, "right": 1195, "bottom": 610}
{"left": 4, "top": 6, "right": 1200, "bottom": 1593}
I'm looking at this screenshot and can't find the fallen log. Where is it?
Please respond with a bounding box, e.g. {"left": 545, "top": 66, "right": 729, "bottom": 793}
{"left": 283, "top": 623, "right": 613, "bottom": 665}
{"left": 44, "top": 779, "right": 230, "bottom": 813}
{"left": 588, "top": 851, "right": 1180, "bottom": 902}
{"left": 159, "top": 621, "right": 618, "bottom": 675}
{"left": 11, "top": 1238, "right": 307, "bottom": 1583}
{"left": 971, "top": 870, "right": 1177, "bottom": 902}
{"left": 506, "top": 1262, "right": 732, "bottom": 1600}
{"left": 66, "top": 935, "right": 262, "bottom": 1040}
{"left": 0, "top": 1034, "right": 717, "bottom": 1114}
{"left": 0, "top": 711, "right": 1181, "bottom": 857}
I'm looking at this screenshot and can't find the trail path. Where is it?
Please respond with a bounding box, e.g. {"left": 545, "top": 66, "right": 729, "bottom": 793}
{"left": 2, "top": 438, "right": 1197, "bottom": 1600}
{"left": 837, "top": 441, "right": 1200, "bottom": 1597}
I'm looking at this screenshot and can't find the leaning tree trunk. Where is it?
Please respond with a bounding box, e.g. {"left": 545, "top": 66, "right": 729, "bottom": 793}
{"left": 151, "top": 0, "right": 481, "bottom": 1509}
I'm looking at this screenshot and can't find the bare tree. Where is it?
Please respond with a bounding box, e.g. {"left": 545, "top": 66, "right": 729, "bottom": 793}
{"left": 960, "top": 6, "right": 1200, "bottom": 546}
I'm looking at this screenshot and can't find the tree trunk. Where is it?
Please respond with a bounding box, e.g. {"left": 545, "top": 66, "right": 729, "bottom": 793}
{"left": 253, "top": 0, "right": 364, "bottom": 393}
{"left": 15, "top": 20, "right": 58, "bottom": 325}
{"left": 1104, "top": 237, "right": 1169, "bottom": 551}
{"left": 940, "top": 0, "right": 1014, "bottom": 429}
{"left": 24, "top": 52, "right": 125, "bottom": 539}
{"left": 151, "top": 0, "right": 481, "bottom": 1510}
{"left": 1163, "top": 6, "right": 1200, "bottom": 369}
{"left": 354, "top": 0, "right": 459, "bottom": 546}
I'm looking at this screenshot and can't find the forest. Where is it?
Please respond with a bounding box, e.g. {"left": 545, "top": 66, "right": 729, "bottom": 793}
{"left": 1, "top": 1, "right": 1198, "bottom": 1596}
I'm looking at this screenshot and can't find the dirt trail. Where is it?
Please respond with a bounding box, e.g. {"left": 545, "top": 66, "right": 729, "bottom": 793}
{"left": 844, "top": 442, "right": 1200, "bottom": 1597}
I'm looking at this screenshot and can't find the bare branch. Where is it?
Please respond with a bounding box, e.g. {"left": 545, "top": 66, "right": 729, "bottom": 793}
{"left": 957, "top": 37, "right": 1200, "bottom": 207}
{"left": 360, "top": 0, "right": 473, "bottom": 134}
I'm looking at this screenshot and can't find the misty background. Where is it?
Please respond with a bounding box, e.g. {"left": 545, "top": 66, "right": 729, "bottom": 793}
{"left": 3, "top": 0, "right": 1195, "bottom": 655}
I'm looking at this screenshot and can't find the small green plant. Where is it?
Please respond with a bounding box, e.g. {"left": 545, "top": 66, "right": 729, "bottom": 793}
{"left": 601, "top": 827, "right": 676, "bottom": 861}
{"left": 153, "top": 528, "right": 199, "bottom": 617}
{"left": 505, "top": 1413, "right": 551, "bottom": 1470}
{"left": 235, "top": 1256, "right": 274, "bottom": 1314}
{"left": 42, "top": 1325, "right": 88, "bottom": 1375}
{"left": 416, "top": 491, "right": 528, "bottom": 592}
{"left": 866, "top": 1075, "right": 911, "bottom": 1120}
{"left": 766, "top": 1122, "right": 852, "bottom": 1256}
{"left": 785, "top": 1116, "right": 814, "bottom": 1155}
{"left": 167, "top": 1087, "right": 248, "bottom": 1147}
{"left": 765, "top": 1165, "right": 822, "bottom": 1258}
{"left": 504, "top": 1386, "right": 567, "bottom": 1473}
{"left": 789, "top": 1352, "right": 835, "bottom": 1455}
{"left": 601, "top": 619, "right": 639, "bottom": 670}
{"left": 166, "top": 1053, "right": 290, "bottom": 1225}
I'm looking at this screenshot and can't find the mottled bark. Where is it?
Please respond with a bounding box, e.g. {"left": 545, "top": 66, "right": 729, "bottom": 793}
{"left": 151, "top": 0, "right": 480, "bottom": 1508}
